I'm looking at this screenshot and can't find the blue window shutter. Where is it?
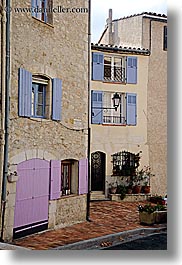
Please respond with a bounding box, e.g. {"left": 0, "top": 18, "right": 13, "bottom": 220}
{"left": 92, "top": 52, "right": 104, "bottom": 81}
{"left": 79, "top": 158, "right": 88, "bottom": 195}
{"left": 126, "top": 93, "right": 137, "bottom": 125}
{"left": 43, "top": 0, "right": 48, "bottom": 22}
{"left": 127, "top": 57, "right": 137, "bottom": 84}
{"left": 50, "top": 160, "right": 61, "bottom": 200}
{"left": 32, "top": 0, "right": 42, "bottom": 20}
{"left": 18, "top": 68, "right": 32, "bottom": 117}
{"left": 91, "top": 90, "right": 103, "bottom": 124}
{"left": 31, "top": 0, "right": 37, "bottom": 18}
{"left": 52, "top": 78, "right": 62, "bottom": 121}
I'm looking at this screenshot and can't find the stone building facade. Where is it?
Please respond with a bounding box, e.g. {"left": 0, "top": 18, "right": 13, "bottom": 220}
{"left": 0, "top": 0, "right": 89, "bottom": 241}
{"left": 99, "top": 11, "right": 167, "bottom": 196}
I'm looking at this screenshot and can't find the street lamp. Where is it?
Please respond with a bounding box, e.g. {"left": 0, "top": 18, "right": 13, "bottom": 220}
{"left": 112, "top": 93, "right": 121, "bottom": 111}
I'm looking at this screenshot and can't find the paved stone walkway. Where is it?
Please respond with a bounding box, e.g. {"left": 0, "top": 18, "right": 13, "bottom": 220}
{"left": 13, "top": 201, "right": 165, "bottom": 250}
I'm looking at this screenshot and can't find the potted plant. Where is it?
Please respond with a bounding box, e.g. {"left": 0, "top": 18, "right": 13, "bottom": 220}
{"left": 138, "top": 203, "right": 167, "bottom": 225}
{"left": 138, "top": 204, "right": 156, "bottom": 225}
{"left": 142, "top": 182, "right": 150, "bottom": 194}
{"left": 141, "top": 166, "right": 154, "bottom": 194}
{"left": 133, "top": 166, "right": 154, "bottom": 194}
{"left": 150, "top": 195, "right": 166, "bottom": 205}
{"left": 117, "top": 184, "right": 127, "bottom": 200}
{"left": 126, "top": 185, "right": 133, "bottom": 194}
{"left": 109, "top": 181, "right": 118, "bottom": 194}
{"left": 132, "top": 172, "right": 142, "bottom": 194}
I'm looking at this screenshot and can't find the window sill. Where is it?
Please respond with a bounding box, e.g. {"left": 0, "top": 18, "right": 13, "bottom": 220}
{"left": 32, "top": 16, "right": 54, "bottom": 29}
{"left": 59, "top": 194, "right": 80, "bottom": 199}
{"left": 103, "top": 81, "right": 126, "bottom": 85}
{"left": 102, "top": 123, "right": 126, "bottom": 127}
{"left": 29, "top": 117, "right": 48, "bottom": 122}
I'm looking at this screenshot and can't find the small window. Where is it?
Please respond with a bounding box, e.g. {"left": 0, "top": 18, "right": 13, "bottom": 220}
{"left": 163, "top": 26, "right": 167, "bottom": 51}
{"left": 104, "top": 55, "right": 126, "bottom": 83}
{"left": 112, "top": 151, "right": 140, "bottom": 176}
{"left": 32, "top": 83, "right": 46, "bottom": 118}
{"left": 103, "top": 92, "right": 126, "bottom": 125}
{"left": 91, "top": 90, "right": 137, "bottom": 126}
{"left": 61, "top": 160, "right": 79, "bottom": 196}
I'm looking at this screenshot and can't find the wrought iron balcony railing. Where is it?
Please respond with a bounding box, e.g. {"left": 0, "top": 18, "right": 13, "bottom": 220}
{"left": 104, "top": 66, "right": 125, "bottom": 83}
{"left": 103, "top": 115, "right": 126, "bottom": 124}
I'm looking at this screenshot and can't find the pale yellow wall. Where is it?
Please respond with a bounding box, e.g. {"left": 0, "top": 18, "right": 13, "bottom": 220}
{"left": 91, "top": 50, "right": 150, "bottom": 192}
{"left": 99, "top": 14, "right": 167, "bottom": 196}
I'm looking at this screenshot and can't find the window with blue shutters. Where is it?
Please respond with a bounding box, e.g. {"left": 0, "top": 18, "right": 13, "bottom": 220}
{"left": 91, "top": 90, "right": 137, "bottom": 126}
{"left": 92, "top": 53, "right": 138, "bottom": 84}
{"left": 18, "top": 68, "right": 62, "bottom": 121}
{"left": 126, "top": 57, "right": 137, "bottom": 84}
{"left": 31, "top": 0, "right": 53, "bottom": 24}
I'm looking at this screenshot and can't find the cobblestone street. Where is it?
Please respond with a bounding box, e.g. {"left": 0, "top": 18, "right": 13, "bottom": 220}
{"left": 12, "top": 201, "right": 166, "bottom": 250}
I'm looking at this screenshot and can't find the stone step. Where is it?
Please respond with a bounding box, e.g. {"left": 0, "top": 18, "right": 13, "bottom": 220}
{"left": 90, "top": 192, "right": 108, "bottom": 201}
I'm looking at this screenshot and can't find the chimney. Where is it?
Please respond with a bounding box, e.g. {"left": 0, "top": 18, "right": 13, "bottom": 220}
{"left": 108, "top": 9, "right": 113, "bottom": 45}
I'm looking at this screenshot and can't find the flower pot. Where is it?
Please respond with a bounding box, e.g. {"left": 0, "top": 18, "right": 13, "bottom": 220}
{"left": 127, "top": 188, "right": 133, "bottom": 194}
{"left": 110, "top": 187, "right": 117, "bottom": 194}
{"left": 132, "top": 185, "right": 142, "bottom": 194}
{"left": 155, "top": 211, "right": 167, "bottom": 224}
{"left": 143, "top": 186, "right": 150, "bottom": 194}
{"left": 139, "top": 212, "right": 155, "bottom": 225}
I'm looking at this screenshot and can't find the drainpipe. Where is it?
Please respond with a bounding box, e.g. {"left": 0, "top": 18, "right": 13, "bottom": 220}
{"left": 1, "top": 0, "right": 11, "bottom": 241}
{"left": 86, "top": 0, "right": 91, "bottom": 222}
{"left": 0, "top": 0, "right": 6, "bottom": 224}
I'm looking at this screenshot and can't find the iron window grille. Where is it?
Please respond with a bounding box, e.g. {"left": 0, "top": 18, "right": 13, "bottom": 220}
{"left": 111, "top": 151, "right": 140, "bottom": 176}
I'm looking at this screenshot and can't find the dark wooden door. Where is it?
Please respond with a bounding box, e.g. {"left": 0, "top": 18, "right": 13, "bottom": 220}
{"left": 91, "top": 152, "right": 105, "bottom": 191}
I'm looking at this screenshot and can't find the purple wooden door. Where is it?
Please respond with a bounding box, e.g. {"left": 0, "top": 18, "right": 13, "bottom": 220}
{"left": 14, "top": 159, "right": 50, "bottom": 238}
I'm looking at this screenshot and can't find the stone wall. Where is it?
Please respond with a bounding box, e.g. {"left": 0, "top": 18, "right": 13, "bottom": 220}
{"left": 0, "top": 0, "right": 89, "bottom": 241}
{"left": 147, "top": 21, "right": 167, "bottom": 196}
{"left": 109, "top": 194, "right": 151, "bottom": 202}
{"left": 9, "top": 0, "right": 88, "bottom": 164}
{"left": 49, "top": 195, "right": 87, "bottom": 229}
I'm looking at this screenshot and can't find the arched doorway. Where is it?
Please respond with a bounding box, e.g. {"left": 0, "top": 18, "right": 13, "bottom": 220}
{"left": 91, "top": 151, "right": 106, "bottom": 192}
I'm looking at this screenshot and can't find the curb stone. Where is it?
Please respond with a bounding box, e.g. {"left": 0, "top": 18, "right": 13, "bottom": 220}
{"left": 53, "top": 226, "right": 167, "bottom": 250}
{"left": 0, "top": 242, "right": 30, "bottom": 250}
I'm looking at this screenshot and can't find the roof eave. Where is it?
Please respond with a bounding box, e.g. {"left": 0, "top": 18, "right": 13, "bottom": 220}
{"left": 91, "top": 43, "right": 150, "bottom": 56}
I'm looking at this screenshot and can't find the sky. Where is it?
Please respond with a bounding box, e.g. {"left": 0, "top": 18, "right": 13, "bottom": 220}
{"left": 91, "top": 0, "right": 167, "bottom": 43}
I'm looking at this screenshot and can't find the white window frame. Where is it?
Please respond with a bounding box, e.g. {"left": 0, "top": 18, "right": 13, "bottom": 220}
{"left": 103, "top": 92, "right": 126, "bottom": 125}
{"left": 104, "top": 55, "right": 126, "bottom": 83}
